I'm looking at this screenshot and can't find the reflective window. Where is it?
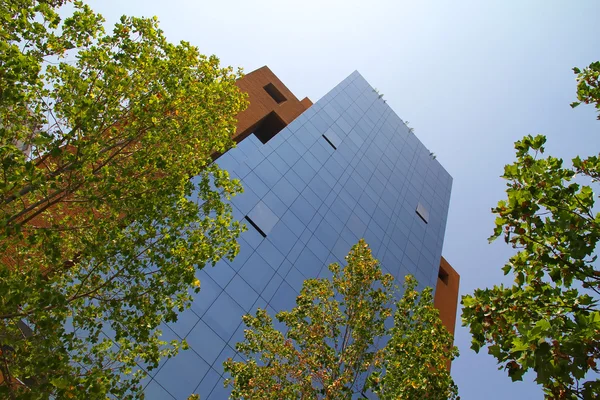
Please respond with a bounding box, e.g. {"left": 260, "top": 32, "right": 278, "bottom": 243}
{"left": 294, "top": 246, "right": 322, "bottom": 277}
{"left": 277, "top": 141, "right": 302, "bottom": 167}
{"left": 239, "top": 252, "right": 276, "bottom": 294}
{"left": 307, "top": 235, "right": 329, "bottom": 263}
{"left": 196, "top": 368, "right": 220, "bottom": 399}
{"left": 256, "top": 240, "right": 285, "bottom": 270}
{"left": 270, "top": 281, "right": 298, "bottom": 313}
{"left": 169, "top": 308, "right": 200, "bottom": 339}
{"left": 267, "top": 221, "right": 298, "bottom": 255}
{"left": 186, "top": 320, "right": 226, "bottom": 366}
{"left": 290, "top": 195, "right": 317, "bottom": 225}
{"left": 242, "top": 172, "right": 268, "bottom": 198}
{"left": 155, "top": 348, "right": 208, "bottom": 400}
{"left": 203, "top": 291, "right": 244, "bottom": 341}
{"left": 416, "top": 202, "right": 430, "bottom": 223}
{"left": 144, "top": 380, "right": 175, "bottom": 400}
{"left": 272, "top": 177, "right": 300, "bottom": 206}
{"left": 247, "top": 201, "right": 279, "bottom": 236}
{"left": 314, "top": 219, "right": 338, "bottom": 249}
{"left": 254, "top": 159, "right": 282, "bottom": 187}
{"left": 225, "top": 274, "right": 259, "bottom": 312}
{"left": 293, "top": 157, "right": 317, "bottom": 184}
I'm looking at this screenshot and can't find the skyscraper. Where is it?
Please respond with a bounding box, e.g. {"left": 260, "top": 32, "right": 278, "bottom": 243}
{"left": 144, "top": 67, "right": 459, "bottom": 399}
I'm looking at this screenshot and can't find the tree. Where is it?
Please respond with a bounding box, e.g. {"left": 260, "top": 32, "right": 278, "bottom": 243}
{"left": 0, "top": 1, "right": 247, "bottom": 398}
{"left": 369, "top": 275, "right": 459, "bottom": 400}
{"left": 224, "top": 239, "right": 458, "bottom": 399}
{"left": 571, "top": 62, "right": 600, "bottom": 119}
{"left": 462, "top": 61, "right": 600, "bottom": 399}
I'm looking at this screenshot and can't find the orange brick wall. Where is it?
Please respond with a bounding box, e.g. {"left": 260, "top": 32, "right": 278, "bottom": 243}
{"left": 233, "top": 66, "right": 312, "bottom": 143}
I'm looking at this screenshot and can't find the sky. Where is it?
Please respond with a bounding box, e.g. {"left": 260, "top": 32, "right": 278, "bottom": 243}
{"left": 86, "top": 1, "right": 600, "bottom": 398}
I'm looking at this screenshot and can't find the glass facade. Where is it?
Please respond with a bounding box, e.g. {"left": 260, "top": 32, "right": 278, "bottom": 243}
{"left": 144, "top": 71, "right": 453, "bottom": 399}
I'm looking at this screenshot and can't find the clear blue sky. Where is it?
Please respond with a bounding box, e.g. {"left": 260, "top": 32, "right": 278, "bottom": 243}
{"left": 88, "top": 1, "right": 600, "bottom": 398}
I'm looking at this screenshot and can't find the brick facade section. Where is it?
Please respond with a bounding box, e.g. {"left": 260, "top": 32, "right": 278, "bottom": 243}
{"left": 434, "top": 256, "right": 460, "bottom": 369}
{"left": 233, "top": 66, "right": 312, "bottom": 143}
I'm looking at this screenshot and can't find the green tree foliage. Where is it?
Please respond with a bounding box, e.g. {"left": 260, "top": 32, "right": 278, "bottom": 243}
{"left": 369, "top": 275, "right": 459, "bottom": 399}
{"left": 224, "top": 239, "right": 458, "bottom": 399}
{"left": 0, "top": 1, "right": 247, "bottom": 398}
{"left": 571, "top": 62, "right": 600, "bottom": 119}
{"left": 463, "top": 62, "right": 600, "bottom": 399}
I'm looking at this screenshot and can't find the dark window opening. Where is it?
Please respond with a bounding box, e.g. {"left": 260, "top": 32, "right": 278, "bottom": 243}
{"left": 245, "top": 215, "right": 267, "bottom": 238}
{"left": 322, "top": 134, "right": 337, "bottom": 150}
{"left": 264, "top": 83, "right": 287, "bottom": 104}
{"left": 438, "top": 266, "right": 449, "bottom": 285}
{"left": 253, "top": 111, "right": 287, "bottom": 144}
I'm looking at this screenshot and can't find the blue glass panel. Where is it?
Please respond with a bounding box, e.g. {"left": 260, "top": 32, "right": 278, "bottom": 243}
{"left": 323, "top": 128, "right": 342, "bottom": 148}
{"left": 262, "top": 272, "right": 283, "bottom": 302}
{"left": 299, "top": 226, "right": 312, "bottom": 243}
{"left": 155, "top": 348, "right": 208, "bottom": 400}
{"left": 254, "top": 158, "right": 282, "bottom": 187}
{"left": 363, "top": 229, "right": 382, "bottom": 255}
{"left": 278, "top": 259, "right": 293, "bottom": 278}
{"left": 293, "top": 157, "right": 317, "bottom": 184}
{"left": 169, "top": 308, "right": 199, "bottom": 339}
{"left": 281, "top": 209, "right": 305, "bottom": 237}
{"left": 307, "top": 235, "right": 329, "bottom": 263}
{"left": 152, "top": 324, "right": 180, "bottom": 375}
{"left": 303, "top": 147, "right": 323, "bottom": 170}
{"left": 256, "top": 239, "right": 285, "bottom": 270}
{"left": 144, "top": 380, "right": 175, "bottom": 400}
{"left": 247, "top": 201, "right": 279, "bottom": 235}
{"left": 295, "top": 246, "right": 321, "bottom": 277}
{"left": 314, "top": 219, "right": 338, "bottom": 249}
{"left": 186, "top": 320, "right": 226, "bottom": 366}
{"left": 278, "top": 140, "right": 302, "bottom": 167}
{"left": 207, "top": 378, "right": 229, "bottom": 400}
{"left": 331, "top": 197, "right": 352, "bottom": 223}
{"left": 318, "top": 168, "right": 337, "bottom": 189}
{"left": 324, "top": 157, "right": 344, "bottom": 180}
{"left": 286, "top": 238, "right": 305, "bottom": 264}
{"left": 284, "top": 168, "right": 307, "bottom": 192}
{"left": 205, "top": 259, "right": 235, "bottom": 289}
{"left": 270, "top": 281, "right": 298, "bottom": 313}
{"left": 308, "top": 174, "right": 331, "bottom": 202}
{"left": 225, "top": 237, "right": 252, "bottom": 272}
{"left": 240, "top": 222, "right": 264, "bottom": 248}
{"left": 267, "top": 151, "right": 290, "bottom": 176}
{"left": 290, "top": 195, "right": 317, "bottom": 225}
{"left": 203, "top": 291, "right": 244, "bottom": 342}
{"left": 239, "top": 252, "right": 276, "bottom": 294}
{"left": 301, "top": 186, "right": 321, "bottom": 209}
{"left": 346, "top": 212, "right": 367, "bottom": 238}
{"left": 195, "top": 368, "right": 220, "bottom": 399}
{"left": 339, "top": 188, "right": 358, "bottom": 210}
{"left": 225, "top": 274, "right": 259, "bottom": 312}
{"left": 341, "top": 226, "right": 359, "bottom": 247}
{"left": 323, "top": 209, "right": 344, "bottom": 233}
{"left": 404, "top": 241, "right": 421, "bottom": 264}
{"left": 285, "top": 266, "right": 305, "bottom": 292}
{"left": 353, "top": 204, "right": 371, "bottom": 226}
{"left": 311, "top": 139, "right": 332, "bottom": 164}
{"left": 231, "top": 185, "right": 260, "bottom": 215}
{"left": 242, "top": 171, "right": 268, "bottom": 198}
{"left": 191, "top": 273, "right": 221, "bottom": 317}
{"left": 262, "top": 191, "right": 287, "bottom": 218}
{"left": 272, "top": 177, "right": 300, "bottom": 206}
{"left": 267, "top": 221, "right": 297, "bottom": 255}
